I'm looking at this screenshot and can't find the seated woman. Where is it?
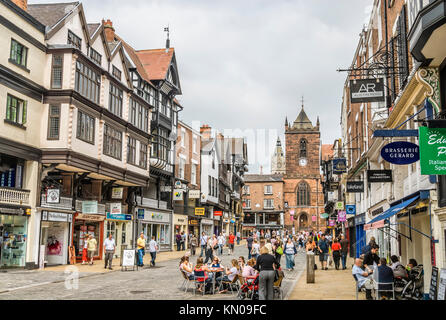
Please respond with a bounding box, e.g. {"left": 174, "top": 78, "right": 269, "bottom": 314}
{"left": 217, "top": 259, "right": 240, "bottom": 293}
{"left": 211, "top": 256, "right": 223, "bottom": 279}
{"left": 238, "top": 256, "right": 246, "bottom": 270}
{"left": 180, "top": 256, "right": 194, "bottom": 280}
{"left": 390, "top": 255, "right": 407, "bottom": 279}
{"left": 194, "top": 257, "right": 212, "bottom": 292}
{"left": 242, "top": 258, "right": 258, "bottom": 279}
{"left": 406, "top": 258, "right": 419, "bottom": 279}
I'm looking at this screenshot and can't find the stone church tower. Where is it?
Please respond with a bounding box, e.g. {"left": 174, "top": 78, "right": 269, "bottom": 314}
{"left": 271, "top": 137, "right": 286, "bottom": 175}
{"left": 283, "top": 104, "right": 324, "bottom": 232}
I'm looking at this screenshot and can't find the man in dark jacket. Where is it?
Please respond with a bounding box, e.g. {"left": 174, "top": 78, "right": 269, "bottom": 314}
{"left": 377, "top": 258, "right": 394, "bottom": 299}
{"left": 340, "top": 234, "right": 349, "bottom": 270}
{"left": 363, "top": 244, "right": 380, "bottom": 272}
{"left": 246, "top": 233, "right": 254, "bottom": 259}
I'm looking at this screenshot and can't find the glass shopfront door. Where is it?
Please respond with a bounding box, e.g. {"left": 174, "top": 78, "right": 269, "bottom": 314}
{"left": 0, "top": 215, "right": 28, "bottom": 268}
{"left": 40, "top": 221, "right": 69, "bottom": 265}
{"left": 73, "top": 220, "right": 102, "bottom": 258}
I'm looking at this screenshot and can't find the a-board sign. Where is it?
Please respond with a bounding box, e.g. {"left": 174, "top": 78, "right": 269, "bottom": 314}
{"left": 438, "top": 268, "right": 446, "bottom": 300}
{"left": 122, "top": 249, "right": 136, "bottom": 267}
{"left": 429, "top": 266, "right": 439, "bottom": 300}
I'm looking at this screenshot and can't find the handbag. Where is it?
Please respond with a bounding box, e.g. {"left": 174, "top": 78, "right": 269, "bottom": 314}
{"left": 274, "top": 270, "right": 280, "bottom": 282}
{"left": 276, "top": 246, "right": 283, "bottom": 255}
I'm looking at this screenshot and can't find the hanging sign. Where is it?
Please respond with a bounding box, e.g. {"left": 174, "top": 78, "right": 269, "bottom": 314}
{"left": 380, "top": 141, "right": 419, "bottom": 165}
{"left": 367, "top": 170, "right": 392, "bottom": 183}
{"left": 214, "top": 210, "right": 223, "bottom": 216}
{"left": 335, "top": 202, "right": 344, "bottom": 210}
{"left": 46, "top": 189, "right": 60, "bottom": 203}
{"left": 337, "top": 211, "right": 347, "bottom": 222}
{"left": 320, "top": 213, "right": 329, "bottom": 219}
{"left": 419, "top": 126, "right": 446, "bottom": 175}
{"left": 173, "top": 189, "right": 183, "bottom": 201}
{"left": 349, "top": 78, "right": 385, "bottom": 103}
{"left": 347, "top": 181, "right": 364, "bottom": 193}
{"left": 137, "top": 208, "right": 145, "bottom": 220}
{"left": 110, "top": 203, "right": 122, "bottom": 215}
{"left": 346, "top": 205, "right": 356, "bottom": 215}
{"left": 311, "top": 215, "right": 317, "bottom": 222}
{"left": 111, "top": 187, "right": 123, "bottom": 199}
{"left": 195, "top": 208, "right": 205, "bottom": 216}
{"left": 332, "top": 158, "right": 347, "bottom": 174}
{"left": 189, "top": 190, "right": 200, "bottom": 199}
{"left": 329, "top": 219, "right": 335, "bottom": 227}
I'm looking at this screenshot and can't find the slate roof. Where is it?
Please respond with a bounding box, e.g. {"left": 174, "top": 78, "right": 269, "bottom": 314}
{"left": 27, "top": 2, "right": 79, "bottom": 28}
{"left": 244, "top": 174, "right": 284, "bottom": 183}
{"left": 87, "top": 23, "right": 100, "bottom": 37}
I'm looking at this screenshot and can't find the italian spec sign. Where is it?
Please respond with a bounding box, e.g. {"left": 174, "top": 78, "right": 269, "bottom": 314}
{"left": 419, "top": 126, "right": 446, "bottom": 175}
{"left": 380, "top": 141, "right": 419, "bottom": 165}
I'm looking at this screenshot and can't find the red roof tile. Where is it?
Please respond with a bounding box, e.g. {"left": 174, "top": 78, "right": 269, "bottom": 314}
{"left": 135, "top": 48, "right": 174, "bottom": 81}
{"left": 321, "top": 144, "right": 334, "bottom": 161}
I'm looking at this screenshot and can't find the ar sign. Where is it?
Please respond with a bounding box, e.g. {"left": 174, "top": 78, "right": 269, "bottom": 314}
{"left": 350, "top": 78, "right": 385, "bottom": 103}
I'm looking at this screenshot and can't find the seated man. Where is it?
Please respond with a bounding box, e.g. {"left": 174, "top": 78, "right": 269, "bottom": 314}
{"left": 390, "top": 255, "right": 408, "bottom": 279}
{"left": 377, "top": 258, "right": 394, "bottom": 299}
{"left": 352, "top": 258, "right": 374, "bottom": 300}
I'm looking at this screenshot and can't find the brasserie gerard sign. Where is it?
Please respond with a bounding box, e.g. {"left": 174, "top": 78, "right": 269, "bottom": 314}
{"left": 380, "top": 141, "right": 419, "bottom": 165}
{"left": 419, "top": 127, "right": 446, "bottom": 175}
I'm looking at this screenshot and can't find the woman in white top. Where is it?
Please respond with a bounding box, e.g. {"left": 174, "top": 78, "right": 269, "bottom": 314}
{"left": 251, "top": 239, "right": 260, "bottom": 259}
{"left": 180, "top": 256, "right": 194, "bottom": 280}
{"left": 217, "top": 233, "right": 225, "bottom": 255}
{"left": 217, "top": 259, "right": 240, "bottom": 293}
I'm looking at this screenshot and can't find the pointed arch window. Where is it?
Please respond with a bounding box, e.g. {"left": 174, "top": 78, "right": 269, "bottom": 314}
{"left": 297, "top": 182, "right": 310, "bottom": 206}
{"left": 300, "top": 139, "right": 307, "bottom": 158}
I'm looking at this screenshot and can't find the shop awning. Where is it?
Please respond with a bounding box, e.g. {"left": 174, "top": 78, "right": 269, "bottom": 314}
{"left": 364, "top": 195, "right": 419, "bottom": 230}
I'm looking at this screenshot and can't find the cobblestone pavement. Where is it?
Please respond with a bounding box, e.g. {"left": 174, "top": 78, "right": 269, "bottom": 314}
{"left": 0, "top": 245, "right": 306, "bottom": 300}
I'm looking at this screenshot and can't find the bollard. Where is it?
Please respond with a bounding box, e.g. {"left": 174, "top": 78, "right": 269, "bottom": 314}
{"left": 120, "top": 244, "right": 128, "bottom": 266}
{"left": 306, "top": 251, "right": 315, "bottom": 283}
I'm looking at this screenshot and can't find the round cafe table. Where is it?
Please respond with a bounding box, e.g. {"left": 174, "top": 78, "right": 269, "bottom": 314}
{"left": 207, "top": 266, "right": 224, "bottom": 294}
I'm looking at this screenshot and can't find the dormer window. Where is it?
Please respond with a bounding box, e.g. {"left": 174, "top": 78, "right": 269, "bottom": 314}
{"left": 89, "top": 47, "right": 102, "bottom": 65}
{"left": 112, "top": 65, "right": 121, "bottom": 81}
{"left": 68, "top": 30, "right": 82, "bottom": 50}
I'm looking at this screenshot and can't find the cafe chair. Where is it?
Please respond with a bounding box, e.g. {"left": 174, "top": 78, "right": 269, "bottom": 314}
{"left": 374, "top": 281, "right": 395, "bottom": 300}
{"left": 218, "top": 274, "right": 241, "bottom": 295}
{"left": 180, "top": 271, "right": 196, "bottom": 293}
{"left": 353, "top": 274, "right": 366, "bottom": 300}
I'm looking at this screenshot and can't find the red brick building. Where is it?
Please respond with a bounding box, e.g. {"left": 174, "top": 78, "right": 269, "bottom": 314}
{"left": 283, "top": 106, "right": 325, "bottom": 233}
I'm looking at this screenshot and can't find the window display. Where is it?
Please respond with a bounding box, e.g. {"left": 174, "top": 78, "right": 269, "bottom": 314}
{"left": 73, "top": 220, "right": 101, "bottom": 257}
{"left": 0, "top": 215, "right": 28, "bottom": 267}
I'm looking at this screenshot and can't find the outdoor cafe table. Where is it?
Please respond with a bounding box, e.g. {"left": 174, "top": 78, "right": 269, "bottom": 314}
{"left": 207, "top": 266, "right": 225, "bottom": 294}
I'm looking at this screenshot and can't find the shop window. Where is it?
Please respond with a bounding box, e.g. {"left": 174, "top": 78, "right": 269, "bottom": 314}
{"left": 243, "top": 212, "right": 255, "bottom": 224}
{"left": 121, "top": 223, "right": 126, "bottom": 244}
{"left": 73, "top": 220, "right": 101, "bottom": 257}
{"left": 0, "top": 215, "right": 27, "bottom": 267}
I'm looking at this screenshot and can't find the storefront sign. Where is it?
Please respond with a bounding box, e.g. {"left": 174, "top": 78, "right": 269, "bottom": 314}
{"left": 0, "top": 206, "right": 28, "bottom": 216}
{"left": 110, "top": 203, "right": 122, "bottom": 215}
{"left": 355, "top": 213, "right": 366, "bottom": 225}
{"left": 349, "top": 78, "right": 385, "bottom": 103}
{"left": 111, "top": 187, "right": 123, "bottom": 199}
{"left": 76, "top": 214, "right": 105, "bottom": 221}
{"left": 371, "top": 207, "right": 384, "bottom": 217}
{"left": 214, "top": 211, "right": 223, "bottom": 216}
{"left": 419, "top": 126, "right": 446, "bottom": 175}
{"left": 347, "top": 181, "right": 364, "bottom": 193}
{"left": 346, "top": 205, "right": 356, "bottom": 215}
{"left": 189, "top": 219, "right": 199, "bottom": 225}
{"left": 122, "top": 249, "right": 135, "bottom": 267}
{"left": 337, "top": 211, "right": 346, "bottom": 222}
{"left": 195, "top": 208, "right": 205, "bottom": 216}
{"left": 137, "top": 208, "right": 145, "bottom": 220}
{"left": 367, "top": 170, "right": 392, "bottom": 183}
{"left": 329, "top": 219, "right": 335, "bottom": 227}
{"left": 429, "top": 266, "right": 439, "bottom": 300}
{"left": 201, "top": 219, "right": 213, "bottom": 225}
{"left": 189, "top": 190, "right": 200, "bottom": 199}
{"left": 173, "top": 189, "right": 183, "bottom": 201}
{"left": 335, "top": 202, "right": 344, "bottom": 210}
{"left": 82, "top": 201, "right": 98, "bottom": 214}
{"left": 332, "top": 158, "right": 347, "bottom": 174}
{"left": 42, "top": 211, "right": 72, "bottom": 222}
{"left": 106, "top": 213, "right": 131, "bottom": 221}
{"left": 381, "top": 141, "right": 419, "bottom": 165}
{"left": 46, "top": 189, "right": 60, "bottom": 203}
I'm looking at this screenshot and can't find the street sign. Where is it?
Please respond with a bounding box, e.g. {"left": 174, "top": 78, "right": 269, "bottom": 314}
{"left": 381, "top": 141, "right": 419, "bottom": 165}
{"left": 419, "top": 126, "right": 446, "bottom": 175}
{"left": 349, "top": 78, "right": 385, "bottom": 103}
{"left": 367, "top": 170, "right": 392, "bottom": 183}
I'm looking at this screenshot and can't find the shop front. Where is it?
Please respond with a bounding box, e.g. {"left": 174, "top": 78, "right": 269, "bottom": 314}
{"left": 213, "top": 211, "right": 222, "bottom": 235}
{"left": 0, "top": 206, "right": 30, "bottom": 268}
{"left": 173, "top": 213, "right": 188, "bottom": 247}
{"left": 105, "top": 212, "right": 132, "bottom": 258}
{"left": 138, "top": 208, "right": 172, "bottom": 252}
{"left": 188, "top": 217, "right": 200, "bottom": 239}
{"left": 354, "top": 213, "right": 366, "bottom": 258}
{"left": 73, "top": 213, "right": 105, "bottom": 261}
{"left": 40, "top": 211, "right": 72, "bottom": 266}
{"left": 201, "top": 218, "right": 213, "bottom": 236}
{"left": 347, "top": 217, "right": 356, "bottom": 258}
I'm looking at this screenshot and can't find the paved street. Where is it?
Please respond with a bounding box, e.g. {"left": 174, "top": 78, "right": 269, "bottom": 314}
{"left": 0, "top": 245, "right": 305, "bottom": 300}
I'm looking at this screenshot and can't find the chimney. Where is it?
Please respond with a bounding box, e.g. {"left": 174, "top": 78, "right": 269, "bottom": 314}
{"left": 200, "top": 125, "right": 212, "bottom": 140}
{"left": 11, "top": 0, "right": 27, "bottom": 11}
{"left": 102, "top": 19, "right": 115, "bottom": 43}
{"left": 260, "top": 166, "right": 263, "bottom": 175}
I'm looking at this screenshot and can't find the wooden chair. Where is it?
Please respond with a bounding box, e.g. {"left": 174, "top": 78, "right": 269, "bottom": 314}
{"left": 218, "top": 274, "right": 241, "bottom": 295}
{"left": 180, "top": 271, "right": 196, "bottom": 293}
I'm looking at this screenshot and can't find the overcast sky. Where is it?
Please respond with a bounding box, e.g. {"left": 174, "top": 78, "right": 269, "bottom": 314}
{"left": 31, "top": 0, "right": 373, "bottom": 173}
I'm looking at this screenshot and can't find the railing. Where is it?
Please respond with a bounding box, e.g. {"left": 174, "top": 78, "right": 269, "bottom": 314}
{"left": 41, "top": 194, "right": 73, "bottom": 210}
{"left": 141, "top": 197, "right": 168, "bottom": 210}
{"left": 0, "top": 187, "right": 30, "bottom": 205}
{"left": 75, "top": 200, "right": 106, "bottom": 214}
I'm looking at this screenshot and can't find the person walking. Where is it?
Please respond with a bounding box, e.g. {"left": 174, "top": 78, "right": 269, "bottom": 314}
{"left": 251, "top": 238, "right": 260, "bottom": 259}
{"left": 253, "top": 246, "right": 277, "bottom": 300}
{"left": 149, "top": 236, "right": 158, "bottom": 267}
{"left": 228, "top": 232, "right": 236, "bottom": 255}
{"left": 317, "top": 234, "right": 329, "bottom": 270}
{"left": 204, "top": 235, "right": 214, "bottom": 264}
{"left": 246, "top": 233, "right": 254, "bottom": 260}
{"left": 136, "top": 232, "right": 146, "bottom": 267}
{"left": 331, "top": 238, "right": 341, "bottom": 270}
{"left": 236, "top": 231, "right": 241, "bottom": 245}
{"left": 218, "top": 233, "right": 225, "bottom": 255}
{"left": 176, "top": 231, "right": 182, "bottom": 251}
{"left": 273, "top": 239, "right": 283, "bottom": 266}
{"left": 86, "top": 234, "right": 97, "bottom": 265}
{"left": 81, "top": 234, "right": 88, "bottom": 265}
{"left": 340, "top": 234, "right": 349, "bottom": 270}
{"left": 284, "top": 237, "right": 297, "bottom": 271}
{"left": 199, "top": 232, "right": 207, "bottom": 258}
{"left": 190, "top": 233, "right": 198, "bottom": 256}
{"left": 103, "top": 233, "right": 116, "bottom": 270}
{"left": 180, "top": 231, "right": 186, "bottom": 251}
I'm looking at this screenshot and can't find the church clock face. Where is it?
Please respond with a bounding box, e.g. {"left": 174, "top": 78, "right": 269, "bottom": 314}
{"left": 299, "top": 158, "right": 308, "bottom": 167}
{"left": 277, "top": 162, "right": 282, "bottom": 168}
